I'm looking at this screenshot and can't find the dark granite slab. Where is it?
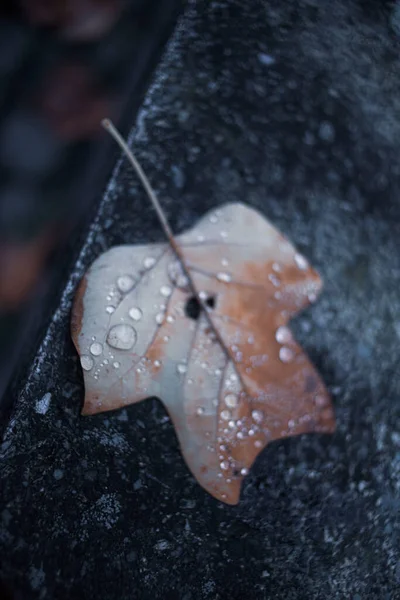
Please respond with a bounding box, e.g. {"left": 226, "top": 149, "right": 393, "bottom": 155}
{"left": 1, "top": 0, "right": 400, "bottom": 598}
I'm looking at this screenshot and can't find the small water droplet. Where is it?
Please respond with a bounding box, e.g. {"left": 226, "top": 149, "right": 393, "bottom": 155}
{"left": 117, "top": 274, "right": 135, "bottom": 293}
{"left": 217, "top": 272, "right": 231, "bottom": 282}
{"left": 155, "top": 313, "right": 164, "bottom": 325}
{"left": 154, "top": 360, "right": 161, "bottom": 367}
{"left": 201, "top": 362, "right": 207, "bottom": 369}
{"left": 225, "top": 393, "right": 238, "bottom": 408}
{"left": 107, "top": 324, "right": 137, "bottom": 350}
{"left": 103, "top": 359, "right": 109, "bottom": 365}
{"left": 240, "top": 467, "right": 249, "bottom": 476}
{"left": 196, "top": 407, "right": 205, "bottom": 415}
{"left": 80, "top": 355, "right": 94, "bottom": 371}
{"left": 197, "top": 235, "right": 205, "bottom": 242}
{"left": 187, "top": 378, "right": 193, "bottom": 385}
{"left": 221, "top": 409, "right": 231, "bottom": 420}
{"left": 279, "top": 346, "right": 294, "bottom": 363}
{"left": 215, "top": 368, "right": 222, "bottom": 376}
{"left": 252, "top": 410, "right": 263, "bottom": 423}
{"left": 221, "top": 258, "right": 229, "bottom": 267}
{"left": 168, "top": 261, "right": 189, "bottom": 288}
{"left": 129, "top": 307, "right": 142, "bottom": 321}
{"left": 294, "top": 253, "right": 308, "bottom": 270}
{"left": 106, "top": 306, "right": 115, "bottom": 314}
{"left": 160, "top": 285, "right": 172, "bottom": 297}
{"left": 90, "top": 342, "right": 103, "bottom": 356}
{"left": 163, "top": 335, "right": 170, "bottom": 342}
{"left": 166, "top": 315, "right": 175, "bottom": 323}
{"left": 247, "top": 335, "right": 254, "bottom": 344}
{"left": 113, "top": 361, "right": 120, "bottom": 369}
{"left": 248, "top": 429, "right": 255, "bottom": 436}
{"left": 177, "top": 363, "right": 187, "bottom": 374}
{"left": 315, "top": 394, "right": 328, "bottom": 407}
{"left": 272, "top": 262, "right": 281, "bottom": 272}
{"left": 288, "top": 419, "right": 296, "bottom": 429}
{"left": 274, "top": 291, "right": 281, "bottom": 300}
{"left": 144, "top": 256, "right": 156, "bottom": 269}
{"left": 237, "top": 431, "right": 244, "bottom": 439}
{"left": 255, "top": 440, "right": 262, "bottom": 448}
{"left": 199, "top": 291, "right": 208, "bottom": 300}
{"left": 268, "top": 273, "right": 281, "bottom": 287}
{"left": 209, "top": 214, "right": 218, "bottom": 223}
{"left": 275, "top": 326, "right": 292, "bottom": 344}
{"left": 308, "top": 292, "right": 317, "bottom": 302}
{"left": 228, "top": 420, "right": 236, "bottom": 428}
{"left": 220, "top": 460, "right": 229, "bottom": 470}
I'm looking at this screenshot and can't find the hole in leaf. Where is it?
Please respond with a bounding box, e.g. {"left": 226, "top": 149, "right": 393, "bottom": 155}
{"left": 185, "top": 295, "right": 216, "bottom": 320}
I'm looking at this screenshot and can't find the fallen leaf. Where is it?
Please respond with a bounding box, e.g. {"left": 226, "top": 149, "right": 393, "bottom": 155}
{"left": 72, "top": 121, "right": 335, "bottom": 504}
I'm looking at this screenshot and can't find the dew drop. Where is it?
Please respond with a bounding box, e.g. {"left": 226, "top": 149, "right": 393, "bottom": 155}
{"left": 275, "top": 326, "right": 292, "bottom": 344}
{"left": 221, "top": 258, "right": 229, "bottom": 267}
{"left": 154, "top": 360, "right": 161, "bottom": 367}
{"left": 160, "top": 285, "right": 172, "bottom": 297}
{"left": 196, "top": 407, "right": 205, "bottom": 415}
{"left": 217, "top": 272, "right": 231, "bottom": 283}
{"left": 107, "top": 324, "right": 137, "bottom": 350}
{"left": 308, "top": 292, "right": 317, "bottom": 302}
{"left": 224, "top": 393, "right": 238, "bottom": 408}
{"left": 252, "top": 410, "right": 263, "bottom": 423}
{"left": 228, "top": 420, "right": 236, "bottom": 428}
{"left": 113, "top": 361, "right": 120, "bottom": 369}
{"left": 237, "top": 431, "right": 244, "bottom": 439}
{"left": 220, "top": 460, "right": 229, "bottom": 470}
{"left": 199, "top": 291, "right": 208, "bottom": 300}
{"left": 103, "top": 359, "right": 109, "bottom": 365}
{"left": 168, "top": 261, "right": 189, "bottom": 288}
{"left": 166, "top": 315, "right": 175, "bottom": 323}
{"left": 254, "top": 440, "right": 263, "bottom": 448}
{"left": 279, "top": 346, "right": 295, "bottom": 363}
{"left": 80, "top": 355, "right": 94, "bottom": 371}
{"left": 129, "top": 307, "right": 142, "bottom": 321}
{"left": 240, "top": 467, "right": 249, "bottom": 476}
{"left": 117, "top": 274, "right": 135, "bottom": 293}
{"left": 247, "top": 335, "right": 254, "bottom": 344}
{"left": 155, "top": 313, "right": 164, "bottom": 325}
{"left": 90, "top": 342, "right": 103, "bottom": 356}
{"left": 248, "top": 429, "right": 255, "bottom": 436}
{"left": 272, "top": 262, "right": 281, "bottom": 272}
{"left": 294, "top": 253, "right": 308, "bottom": 270}
{"left": 221, "top": 409, "right": 231, "bottom": 420}
{"left": 177, "top": 363, "right": 187, "bottom": 374}
{"left": 215, "top": 368, "right": 222, "bottom": 376}
{"left": 268, "top": 273, "right": 281, "bottom": 287}
{"left": 288, "top": 419, "right": 296, "bottom": 429}
{"left": 144, "top": 256, "right": 156, "bottom": 269}
{"left": 106, "top": 306, "right": 115, "bottom": 314}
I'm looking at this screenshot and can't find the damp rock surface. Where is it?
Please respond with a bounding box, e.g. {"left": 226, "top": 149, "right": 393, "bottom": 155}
{"left": 1, "top": 1, "right": 400, "bottom": 598}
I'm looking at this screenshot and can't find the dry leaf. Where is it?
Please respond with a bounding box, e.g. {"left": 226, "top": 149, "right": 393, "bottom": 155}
{"left": 72, "top": 200, "right": 335, "bottom": 504}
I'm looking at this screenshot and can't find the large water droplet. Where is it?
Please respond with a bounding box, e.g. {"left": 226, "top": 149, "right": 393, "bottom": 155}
{"left": 275, "top": 326, "right": 292, "bottom": 344}
{"left": 224, "top": 393, "right": 238, "bottom": 408}
{"left": 279, "top": 346, "right": 294, "bottom": 363}
{"left": 294, "top": 253, "right": 308, "bottom": 270}
{"left": 80, "top": 355, "right": 94, "bottom": 371}
{"left": 107, "top": 324, "right": 137, "bottom": 350}
{"left": 117, "top": 275, "right": 135, "bottom": 293}
{"left": 217, "top": 272, "right": 231, "bottom": 283}
{"left": 143, "top": 256, "right": 156, "bottom": 269}
{"left": 129, "top": 307, "right": 142, "bottom": 321}
{"left": 90, "top": 342, "right": 103, "bottom": 356}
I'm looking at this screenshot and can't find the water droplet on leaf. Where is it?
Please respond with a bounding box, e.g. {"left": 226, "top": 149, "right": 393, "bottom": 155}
{"left": 107, "top": 324, "right": 137, "bottom": 350}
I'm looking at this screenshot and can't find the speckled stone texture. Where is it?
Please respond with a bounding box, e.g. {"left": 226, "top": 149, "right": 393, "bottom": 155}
{"left": 1, "top": 0, "right": 400, "bottom": 598}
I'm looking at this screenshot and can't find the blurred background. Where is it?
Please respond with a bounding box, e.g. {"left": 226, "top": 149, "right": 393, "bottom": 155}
{"left": 0, "top": 0, "right": 182, "bottom": 400}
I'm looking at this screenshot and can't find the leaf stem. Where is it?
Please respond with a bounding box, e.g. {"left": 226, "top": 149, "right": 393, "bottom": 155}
{"left": 101, "top": 118, "right": 237, "bottom": 373}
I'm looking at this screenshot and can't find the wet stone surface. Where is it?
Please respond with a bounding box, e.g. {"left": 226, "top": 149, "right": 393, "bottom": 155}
{"left": 1, "top": 0, "right": 400, "bottom": 598}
